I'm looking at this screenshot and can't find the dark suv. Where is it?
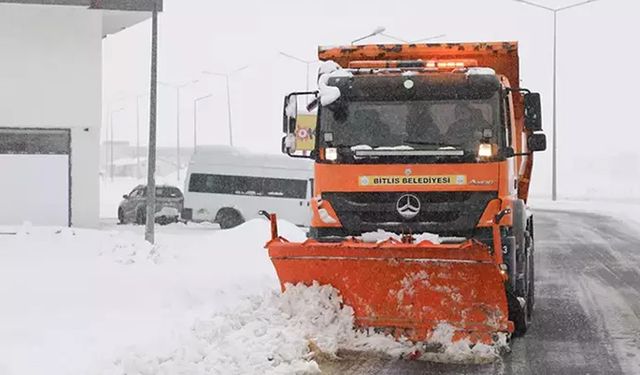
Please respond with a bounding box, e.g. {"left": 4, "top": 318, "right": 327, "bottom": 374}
{"left": 118, "top": 185, "right": 184, "bottom": 225}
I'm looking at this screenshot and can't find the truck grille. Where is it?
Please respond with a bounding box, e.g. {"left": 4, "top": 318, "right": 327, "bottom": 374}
{"left": 322, "top": 191, "right": 497, "bottom": 237}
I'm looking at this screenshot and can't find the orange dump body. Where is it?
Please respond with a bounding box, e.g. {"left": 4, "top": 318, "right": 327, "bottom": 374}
{"left": 268, "top": 236, "right": 512, "bottom": 343}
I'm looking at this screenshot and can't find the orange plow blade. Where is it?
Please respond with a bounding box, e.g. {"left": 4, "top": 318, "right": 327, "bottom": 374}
{"left": 267, "top": 237, "right": 513, "bottom": 344}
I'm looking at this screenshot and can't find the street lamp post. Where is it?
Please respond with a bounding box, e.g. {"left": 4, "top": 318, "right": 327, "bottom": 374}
{"left": 379, "top": 33, "right": 447, "bottom": 43}
{"left": 193, "top": 93, "right": 213, "bottom": 150}
{"left": 202, "top": 66, "right": 248, "bottom": 147}
{"left": 513, "top": 0, "right": 603, "bottom": 201}
{"left": 108, "top": 107, "right": 124, "bottom": 181}
{"left": 145, "top": 0, "right": 159, "bottom": 244}
{"left": 159, "top": 79, "right": 199, "bottom": 180}
{"left": 351, "top": 26, "right": 386, "bottom": 44}
{"left": 278, "top": 51, "right": 317, "bottom": 103}
{"left": 135, "top": 93, "right": 147, "bottom": 179}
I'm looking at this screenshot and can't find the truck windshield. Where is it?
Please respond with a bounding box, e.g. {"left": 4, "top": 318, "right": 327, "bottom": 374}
{"left": 320, "top": 94, "right": 501, "bottom": 153}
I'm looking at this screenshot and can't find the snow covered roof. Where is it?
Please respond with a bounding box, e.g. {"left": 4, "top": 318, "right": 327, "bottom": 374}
{"left": 0, "top": 0, "right": 162, "bottom": 37}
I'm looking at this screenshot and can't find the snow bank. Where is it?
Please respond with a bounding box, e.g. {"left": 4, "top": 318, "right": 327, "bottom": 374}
{"left": 1, "top": 218, "right": 505, "bottom": 374}
{"left": 360, "top": 229, "right": 442, "bottom": 244}
{"left": 97, "top": 283, "right": 505, "bottom": 374}
{"left": 529, "top": 198, "right": 640, "bottom": 231}
{"left": 0, "top": 219, "right": 304, "bottom": 375}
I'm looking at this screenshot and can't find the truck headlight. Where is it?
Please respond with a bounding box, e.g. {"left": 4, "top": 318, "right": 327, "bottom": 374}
{"left": 478, "top": 143, "right": 493, "bottom": 158}
{"left": 325, "top": 147, "right": 338, "bottom": 161}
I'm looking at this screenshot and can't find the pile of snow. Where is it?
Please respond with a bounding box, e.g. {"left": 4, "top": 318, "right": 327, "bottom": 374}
{"left": 317, "top": 60, "right": 352, "bottom": 106}
{"left": 97, "top": 283, "right": 506, "bottom": 375}
{"left": 360, "top": 229, "right": 442, "bottom": 244}
{"left": 1, "top": 218, "right": 506, "bottom": 374}
{"left": 0, "top": 219, "right": 304, "bottom": 375}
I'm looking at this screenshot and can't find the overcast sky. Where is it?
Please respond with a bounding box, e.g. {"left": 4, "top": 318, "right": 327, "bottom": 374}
{"left": 102, "top": 0, "right": 640, "bottom": 200}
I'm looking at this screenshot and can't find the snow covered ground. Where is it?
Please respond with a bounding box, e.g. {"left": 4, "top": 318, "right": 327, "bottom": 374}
{"left": 0, "top": 219, "right": 303, "bottom": 374}
{"left": 529, "top": 198, "right": 640, "bottom": 231}
{"left": 3, "top": 198, "right": 638, "bottom": 374}
{"left": 1, "top": 216, "right": 512, "bottom": 374}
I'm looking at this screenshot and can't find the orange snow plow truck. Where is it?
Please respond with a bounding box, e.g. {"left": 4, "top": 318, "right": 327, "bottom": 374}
{"left": 263, "top": 42, "right": 546, "bottom": 345}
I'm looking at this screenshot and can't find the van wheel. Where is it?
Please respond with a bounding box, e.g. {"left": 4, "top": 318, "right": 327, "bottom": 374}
{"left": 136, "top": 208, "right": 146, "bottom": 225}
{"left": 216, "top": 208, "right": 244, "bottom": 229}
{"left": 118, "top": 208, "right": 125, "bottom": 224}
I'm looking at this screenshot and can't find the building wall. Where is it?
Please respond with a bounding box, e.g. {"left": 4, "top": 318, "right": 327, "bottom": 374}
{"left": 0, "top": 4, "right": 102, "bottom": 227}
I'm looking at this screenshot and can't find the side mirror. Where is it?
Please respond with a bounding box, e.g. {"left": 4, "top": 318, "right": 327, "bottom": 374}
{"left": 528, "top": 133, "right": 547, "bottom": 152}
{"left": 281, "top": 134, "right": 297, "bottom": 154}
{"left": 122, "top": 194, "right": 129, "bottom": 199}
{"left": 524, "top": 93, "right": 543, "bottom": 131}
{"left": 282, "top": 92, "right": 318, "bottom": 158}
{"left": 283, "top": 94, "right": 298, "bottom": 133}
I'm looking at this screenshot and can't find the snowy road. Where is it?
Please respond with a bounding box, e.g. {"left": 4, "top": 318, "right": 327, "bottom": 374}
{"left": 318, "top": 209, "right": 640, "bottom": 374}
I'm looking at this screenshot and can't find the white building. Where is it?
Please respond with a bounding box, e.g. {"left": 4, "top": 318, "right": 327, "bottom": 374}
{"left": 0, "top": 0, "right": 160, "bottom": 227}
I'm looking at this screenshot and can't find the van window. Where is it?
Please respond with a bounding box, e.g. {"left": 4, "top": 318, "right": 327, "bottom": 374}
{"left": 188, "top": 174, "right": 307, "bottom": 199}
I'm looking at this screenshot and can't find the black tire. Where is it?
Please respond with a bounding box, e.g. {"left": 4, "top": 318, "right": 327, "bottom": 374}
{"left": 118, "top": 208, "right": 125, "bottom": 224}
{"left": 512, "top": 200, "right": 527, "bottom": 297}
{"left": 216, "top": 208, "right": 244, "bottom": 229}
{"left": 136, "top": 208, "right": 146, "bottom": 225}
{"left": 508, "top": 287, "right": 529, "bottom": 337}
{"left": 510, "top": 200, "right": 533, "bottom": 336}
{"left": 527, "top": 219, "right": 535, "bottom": 319}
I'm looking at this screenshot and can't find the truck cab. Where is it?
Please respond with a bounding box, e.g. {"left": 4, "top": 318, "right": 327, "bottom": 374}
{"left": 284, "top": 43, "right": 545, "bottom": 241}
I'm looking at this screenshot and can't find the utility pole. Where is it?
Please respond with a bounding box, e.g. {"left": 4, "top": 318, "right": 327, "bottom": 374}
{"left": 513, "top": 0, "right": 603, "bottom": 201}
{"left": 145, "top": 0, "right": 159, "bottom": 244}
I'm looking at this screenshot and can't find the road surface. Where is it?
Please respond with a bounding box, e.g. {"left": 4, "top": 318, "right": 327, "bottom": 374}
{"left": 318, "top": 209, "right": 640, "bottom": 374}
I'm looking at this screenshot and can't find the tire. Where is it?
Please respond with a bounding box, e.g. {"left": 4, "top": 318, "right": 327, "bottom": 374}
{"left": 527, "top": 219, "right": 535, "bottom": 319}
{"left": 136, "top": 208, "right": 146, "bottom": 225}
{"left": 216, "top": 208, "right": 244, "bottom": 229}
{"left": 118, "top": 208, "right": 125, "bottom": 224}
{"left": 510, "top": 200, "right": 533, "bottom": 336}
{"left": 508, "top": 287, "right": 530, "bottom": 337}
{"left": 512, "top": 200, "right": 528, "bottom": 299}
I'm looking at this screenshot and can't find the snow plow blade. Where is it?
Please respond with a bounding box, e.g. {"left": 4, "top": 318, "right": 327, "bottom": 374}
{"left": 266, "top": 236, "right": 513, "bottom": 344}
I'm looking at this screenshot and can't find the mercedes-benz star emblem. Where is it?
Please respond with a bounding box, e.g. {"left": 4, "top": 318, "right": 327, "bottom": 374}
{"left": 396, "top": 194, "right": 421, "bottom": 220}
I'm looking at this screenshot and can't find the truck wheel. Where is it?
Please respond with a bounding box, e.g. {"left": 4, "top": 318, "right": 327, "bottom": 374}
{"left": 512, "top": 200, "right": 527, "bottom": 298}
{"left": 136, "top": 208, "right": 146, "bottom": 225}
{"left": 510, "top": 200, "right": 532, "bottom": 336}
{"left": 527, "top": 219, "right": 535, "bottom": 319}
{"left": 118, "top": 208, "right": 125, "bottom": 224}
{"left": 508, "top": 287, "right": 529, "bottom": 337}
{"left": 216, "top": 208, "right": 244, "bottom": 229}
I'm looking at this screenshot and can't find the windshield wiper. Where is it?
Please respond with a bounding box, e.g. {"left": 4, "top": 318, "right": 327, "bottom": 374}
{"left": 403, "top": 140, "right": 460, "bottom": 148}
